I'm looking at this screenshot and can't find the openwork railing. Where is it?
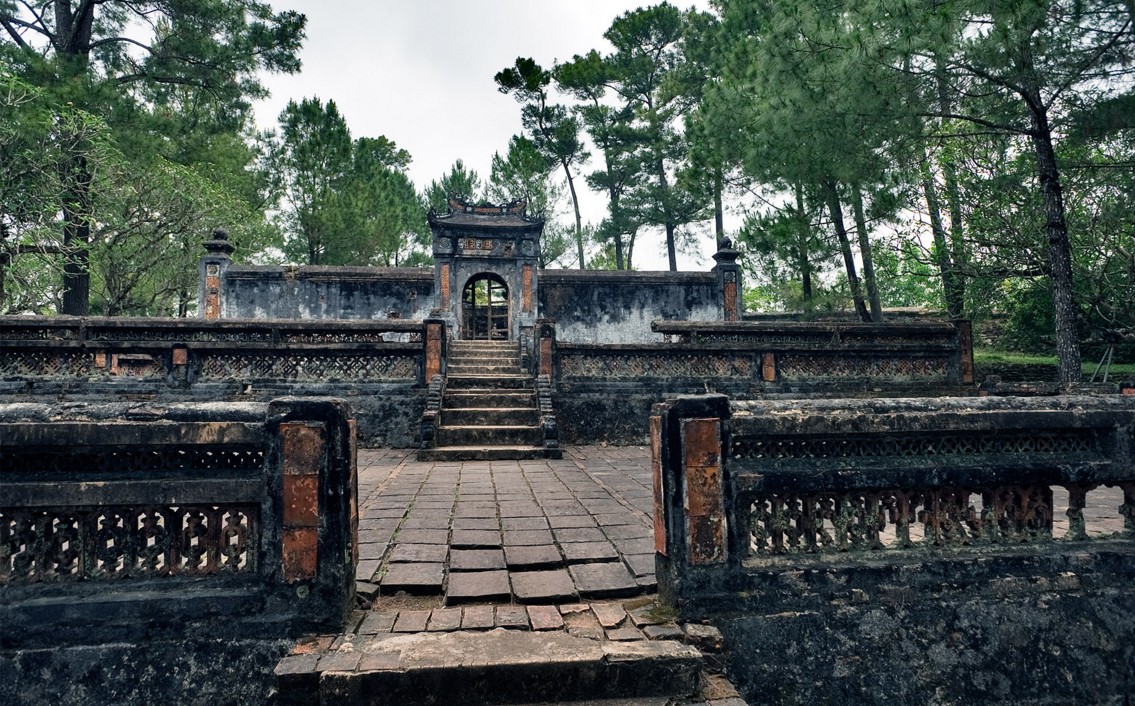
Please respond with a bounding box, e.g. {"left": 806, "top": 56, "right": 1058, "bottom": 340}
{"left": 652, "top": 394, "right": 1135, "bottom": 603}
{"left": 646, "top": 319, "right": 973, "bottom": 387}
{"left": 0, "top": 398, "right": 358, "bottom": 646}
{"left": 0, "top": 316, "right": 425, "bottom": 387}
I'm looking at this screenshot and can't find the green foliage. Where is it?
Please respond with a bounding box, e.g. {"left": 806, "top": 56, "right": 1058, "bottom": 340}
{"left": 496, "top": 56, "right": 589, "bottom": 267}
{"left": 425, "top": 160, "right": 482, "bottom": 214}
{"left": 0, "top": 0, "right": 306, "bottom": 313}
{"left": 485, "top": 136, "right": 559, "bottom": 216}
{"left": 0, "top": 66, "right": 276, "bottom": 315}
{"left": 270, "top": 97, "right": 423, "bottom": 267}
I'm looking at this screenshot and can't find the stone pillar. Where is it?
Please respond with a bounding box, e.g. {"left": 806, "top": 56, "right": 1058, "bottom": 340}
{"left": 954, "top": 318, "right": 975, "bottom": 385}
{"left": 652, "top": 394, "right": 733, "bottom": 605}
{"left": 537, "top": 319, "right": 556, "bottom": 381}
{"left": 199, "top": 228, "right": 234, "bottom": 320}
{"left": 424, "top": 313, "right": 447, "bottom": 382}
{"left": 268, "top": 398, "right": 357, "bottom": 626}
{"left": 712, "top": 238, "right": 742, "bottom": 322}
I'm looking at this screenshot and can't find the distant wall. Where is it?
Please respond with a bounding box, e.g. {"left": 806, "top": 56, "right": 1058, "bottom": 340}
{"left": 0, "top": 316, "right": 427, "bottom": 447}
{"left": 222, "top": 266, "right": 434, "bottom": 320}
{"left": 539, "top": 271, "right": 722, "bottom": 343}
{"left": 213, "top": 265, "right": 725, "bottom": 343}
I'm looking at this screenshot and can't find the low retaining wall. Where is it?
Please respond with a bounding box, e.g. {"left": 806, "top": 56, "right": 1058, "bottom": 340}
{"left": 0, "top": 397, "right": 358, "bottom": 704}
{"left": 650, "top": 394, "right": 1135, "bottom": 705}
{"left": 547, "top": 319, "right": 975, "bottom": 444}
{"left": 0, "top": 316, "right": 426, "bottom": 446}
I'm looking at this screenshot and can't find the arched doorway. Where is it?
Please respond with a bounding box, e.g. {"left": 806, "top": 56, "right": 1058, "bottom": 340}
{"left": 461, "top": 274, "right": 510, "bottom": 340}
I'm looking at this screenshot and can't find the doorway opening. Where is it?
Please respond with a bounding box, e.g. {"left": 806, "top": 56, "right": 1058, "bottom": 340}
{"left": 461, "top": 274, "right": 509, "bottom": 340}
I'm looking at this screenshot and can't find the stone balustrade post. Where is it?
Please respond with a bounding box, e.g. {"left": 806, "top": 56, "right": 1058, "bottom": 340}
{"left": 268, "top": 397, "right": 357, "bottom": 627}
{"left": 424, "top": 313, "right": 447, "bottom": 384}
{"left": 711, "top": 238, "right": 742, "bottom": 322}
{"left": 199, "top": 228, "right": 234, "bottom": 320}
{"left": 954, "top": 318, "right": 975, "bottom": 385}
{"left": 651, "top": 394, "right": 735, "bottom": 605}
{"left": 537, "top": 319, "right": 557, "bottom": 382}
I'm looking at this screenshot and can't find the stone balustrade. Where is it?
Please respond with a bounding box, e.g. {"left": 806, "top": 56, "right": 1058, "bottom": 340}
{"left": 649, "top": 393, "right": 1135, "bottom": 704}
{"left": 0, "top": 397, "right": 358, "bottom": 648}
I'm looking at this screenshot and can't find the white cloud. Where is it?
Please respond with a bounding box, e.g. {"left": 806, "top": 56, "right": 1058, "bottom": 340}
{"left": 257, "top": 1, "right": 719, "bottom": 270}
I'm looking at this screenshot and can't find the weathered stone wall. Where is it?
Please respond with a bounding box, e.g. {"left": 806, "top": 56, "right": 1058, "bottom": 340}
{"left": 650, "top": 394, "right": 1135, "bottom": 705}
{"left": 537, "top": 271, "right": 722, "bottom": 343}
{"left": 713, "top": 552, "right": 1135, "bottom": 705}
{"left": 0, "top": 398, "right": 359, "bottom": 706}
{"left": 222, "top": 265, "right": 435, "bottom": 320}
{"left": 0, "top": 316, "right": 426, "bottom": 446}
{"left": 215, "top": 266, "right": 723, "bottom": 342}
{"left": 550, "top": 320, "right": 975, "bottom": 443}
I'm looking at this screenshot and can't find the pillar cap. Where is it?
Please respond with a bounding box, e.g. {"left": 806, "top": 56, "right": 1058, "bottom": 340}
{"left": 712, "top": 237, "right": 739, "bottom": 268}
{"left": 203, "top": 228, "right": 234, "bottom": 257}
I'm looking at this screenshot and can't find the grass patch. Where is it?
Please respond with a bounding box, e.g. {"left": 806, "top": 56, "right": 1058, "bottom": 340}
{"left": 974, "top": 349, "right": 1135, "bottom": 375}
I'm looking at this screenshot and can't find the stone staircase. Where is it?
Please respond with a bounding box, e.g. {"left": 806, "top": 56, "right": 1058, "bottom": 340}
{"left": 419, "top": 340, "right": 561, "bottom": 461}
{"left": 273, "top": 598, "right": 742, "bottom": 706}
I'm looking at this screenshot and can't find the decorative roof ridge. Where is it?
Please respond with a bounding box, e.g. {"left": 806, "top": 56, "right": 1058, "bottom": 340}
{"left": 427, "top": 193, "right": 543, "bottom": 226}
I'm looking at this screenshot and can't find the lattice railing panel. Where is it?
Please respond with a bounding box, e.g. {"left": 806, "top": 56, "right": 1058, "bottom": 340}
{"left": 731, "top": 431, "right": 1099, "bottom": 460}
{"left": 747, "top": 485, "right": 1055, "bottom": 556}
{"left": 281, "top": 331, "right": 421, "bottom": 344}
{"left": 198, "top": 353, "right": 417, "bottom": 381}
{"left": 778, "top": 354, "right": 950, "bottom": 379}
{"left": 0, "top": 351, "right": 92, "bottom": 377}
{"left": 85, "top": 329, "right": 273, "bottom": 343}
{"left": 1, "top": 505, "right": 258, "bottom": 583}
{"left": 0, "top": 446, "right": 265, "bottom": 473}
{"left": 560, "top": 353, "right": 753, "bottom": 379}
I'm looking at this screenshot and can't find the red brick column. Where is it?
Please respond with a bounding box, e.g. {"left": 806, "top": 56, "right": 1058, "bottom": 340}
{"left": 652, "top": 394, "right": 732, "bottom": 604}
{"left": 280, "top": 421, "right": 325, "bottom": 582}
{"left": 682, "top": 417, "right": 726, "bottom": 565}
{"left": 424, "top": 316, "right": 446, "bottom": 382}
{"left": 955, "top": 318, "right": 975, "bottom": 385}
{"left": 537, "top": 319, "right": 556, "bottom": 380}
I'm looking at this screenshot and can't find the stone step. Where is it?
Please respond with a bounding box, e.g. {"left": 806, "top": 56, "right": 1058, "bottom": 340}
{"left": 449, "top": 354, "right": 524, "bottom": 365}
{"left": 436, "top": 425, "right": 543, "bottom": 447}
{"left": 417, "top": 445, "right": 562, "bottom": 461}
{"left": 447, "top": 363, "right": 525, "bottom": 376}
{"left": 446, "top": 375, "right": 533, "bottom": 390}
{"left": 444, "top": 391, "right": 537, "bottom": 408}
{"left": 442, "top": 408, "right": 540, "bottom": 427}
{"left": 450, "top": 342, "right": 519, "bottom": 352}
{"left": 276, "top": 630, "right": 702, "bottom": 706}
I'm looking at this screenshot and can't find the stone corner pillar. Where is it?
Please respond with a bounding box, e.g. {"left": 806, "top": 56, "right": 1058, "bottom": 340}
{"left": 711, "top": 239, "right": 742, "bottom": 322}
{"left": 953, "top": 318, "right": 975, "bottom": 385}
{"left": 536, "top": 318, "right": 557, "bottom": 381}
{"left": 424, "top": 313, "right": 448, "bottom": 383}
{"left": 199, "top": 228, "right": 234, "bottom": 320}
{"left": 652, "top": 394, "right": 734, "bottom": 607}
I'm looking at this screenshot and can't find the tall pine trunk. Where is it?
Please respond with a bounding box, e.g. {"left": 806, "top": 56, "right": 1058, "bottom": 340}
{"left": 60, "top": 152, "right": 92, "bottom": 315}
{"left": 851, "top": 184, "right": 883, "bottom": 322}
{"left": 936, "top": 58, "right": 967, "bottom": 317}
{"left": 562, "top": 161, "right": 586, "bottom": 269}
{"left": 713, "top": 169, "right": 724, "bottom": 242}
{"left": 824, "top": 181, "right": 870, "bottom": 322}
{"left": 794, "top": 182, "right": 813, "bottom": 307}
{"left": 56, "top": 7, "right": 96, "bottom": 315}
{"left": 658, "top": 158, "right": 677, "bottom": 271}
{"left": 920, "top": 152, "right": 964, "bottom": 317}
{"left": 1024, "top": 83, "right": 1082, "bottom": 383}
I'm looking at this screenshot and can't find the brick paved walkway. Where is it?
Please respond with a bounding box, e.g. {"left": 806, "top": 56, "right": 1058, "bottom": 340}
{"left": 355, "top": 445, "right": 1128, "bottom": 604}
{"left": 356, "top": 446, "right": 656, "bottom": 604}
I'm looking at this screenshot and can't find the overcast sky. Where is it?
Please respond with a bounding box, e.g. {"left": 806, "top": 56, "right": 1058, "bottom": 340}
{"left": 255, "top": 1, "right": 717, "bottom": 270}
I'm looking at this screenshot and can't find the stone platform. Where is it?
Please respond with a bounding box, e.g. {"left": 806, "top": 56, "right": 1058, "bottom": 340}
{"left": 356, "top": 447, "right": 657, "bottom": 604}
{"left": 277, "top": 445, "right": 1128, "bottom": 705}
